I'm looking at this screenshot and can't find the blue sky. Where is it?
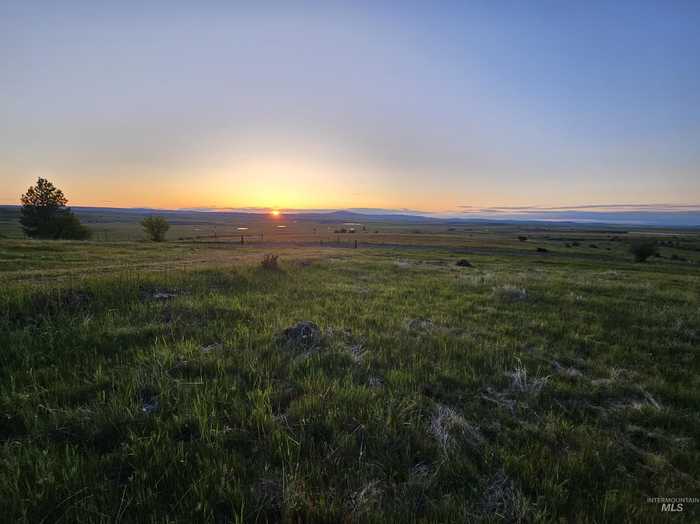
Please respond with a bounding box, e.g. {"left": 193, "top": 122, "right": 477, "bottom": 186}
{"left": 1, "top": 1, "right": 699, "bottom": 219}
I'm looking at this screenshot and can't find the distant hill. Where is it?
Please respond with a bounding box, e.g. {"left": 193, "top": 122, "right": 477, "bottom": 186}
{"left": 0, "top": 205, "right": 698, "bottom": 228}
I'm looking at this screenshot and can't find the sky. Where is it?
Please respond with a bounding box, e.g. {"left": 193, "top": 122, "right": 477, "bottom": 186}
{"left": 1, "top": 1, "right": 699, "bottom": 218}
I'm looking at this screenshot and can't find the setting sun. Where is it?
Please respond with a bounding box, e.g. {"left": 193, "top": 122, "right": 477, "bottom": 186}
{"left": 271, "top": 210, "right": 280, "bottom": 217}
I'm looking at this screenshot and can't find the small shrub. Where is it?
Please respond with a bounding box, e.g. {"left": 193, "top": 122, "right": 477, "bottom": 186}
{"left": 518, "top": 236, "right": 528, "bottom": 242}
{"left": 455, "top": 259, "right": 472, "bottom": 267}
{"left": 630, "top": 241, "right": 657, "bottom": 262}
{"left": 141, "top": 216, "right": 170, "bottom": 242}
{"left": 536, "top": 247, "right": 548, "bottom": 253}
{"left": 261, "top": 254, "right": 280, "bottom": 270}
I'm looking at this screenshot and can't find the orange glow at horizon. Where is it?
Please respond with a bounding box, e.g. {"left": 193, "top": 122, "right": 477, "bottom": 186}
{"left": 7, "top": 146, "right": 694, "bottom": 214}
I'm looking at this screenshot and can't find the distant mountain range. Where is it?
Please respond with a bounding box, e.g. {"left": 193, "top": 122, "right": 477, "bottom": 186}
{"left": 1, "top": 205, "right": 699, "bottom": 227}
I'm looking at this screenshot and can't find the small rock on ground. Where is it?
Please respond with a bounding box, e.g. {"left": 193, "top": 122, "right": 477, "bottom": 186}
{"left": 407, "top": 317, "right": 434, "bottom": 332}
{"left": 279, "top": 321, "right": 322, "bottom": 350}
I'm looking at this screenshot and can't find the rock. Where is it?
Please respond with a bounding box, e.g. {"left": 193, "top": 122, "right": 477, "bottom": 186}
{"left": 563, "top": 368, "right": 583, "bottom": 378}
{"left": 552, "top": 360, "right": 583, "bottom": 379}
{"left": 137, "top": 386, "right": 160, "bottom": 415}
{"left": 407, "top": 317, "right": 434, "bottom": 332}
{"left": 368, "top": 376, "right": 384, "bottom": 388}
{"left": 279, "top": 321, "right": 322, "bottom": 350}
{"left": 142, "top": 399, "right": 160, "bottom": 414}
{"left": 349, "top": 344, "right": 365, "bottom": 363}
{"left": 455, "top": 259, "right": 472, "bottom": 267}
{"left": 152, "top": 291, "right": 176, "bottom": 300}
{"left": 201, "top": 343, "right": 223, "bottom": 354}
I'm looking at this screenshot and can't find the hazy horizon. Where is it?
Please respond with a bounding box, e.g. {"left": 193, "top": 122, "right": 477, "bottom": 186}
{"left": 4, "top": 201, "right": 700, "bottom": 226}
{"left": 2, "top": 2, "right": 699, "bottom": 212}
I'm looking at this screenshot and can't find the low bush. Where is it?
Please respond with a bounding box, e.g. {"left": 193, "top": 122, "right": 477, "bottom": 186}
{"left": 261, "top": 254, "right": 280, "bottom": 270}
{"left": 630, "top": 241, "right": 657, "bottom": 262}
{"left": 141, "top": 216, "right": 170, "bottom": 242}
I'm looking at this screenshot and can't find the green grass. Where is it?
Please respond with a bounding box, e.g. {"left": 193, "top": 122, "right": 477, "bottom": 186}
{"left": 1, "top": 231, "right": 699, "bottom": 522}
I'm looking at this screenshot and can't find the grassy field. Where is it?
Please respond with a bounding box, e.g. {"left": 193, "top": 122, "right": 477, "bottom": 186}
{"left": 1, "top": 222, "right": 699, "bottom": 522}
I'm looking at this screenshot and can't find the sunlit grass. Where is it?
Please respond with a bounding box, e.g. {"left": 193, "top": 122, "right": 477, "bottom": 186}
{"left": 1, "top": 233, "right": 699, "bottom": 521}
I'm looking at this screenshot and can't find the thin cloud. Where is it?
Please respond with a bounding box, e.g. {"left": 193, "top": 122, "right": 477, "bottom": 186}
{"left": 458, "top": 203, "right": 700, "bottom": 213}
